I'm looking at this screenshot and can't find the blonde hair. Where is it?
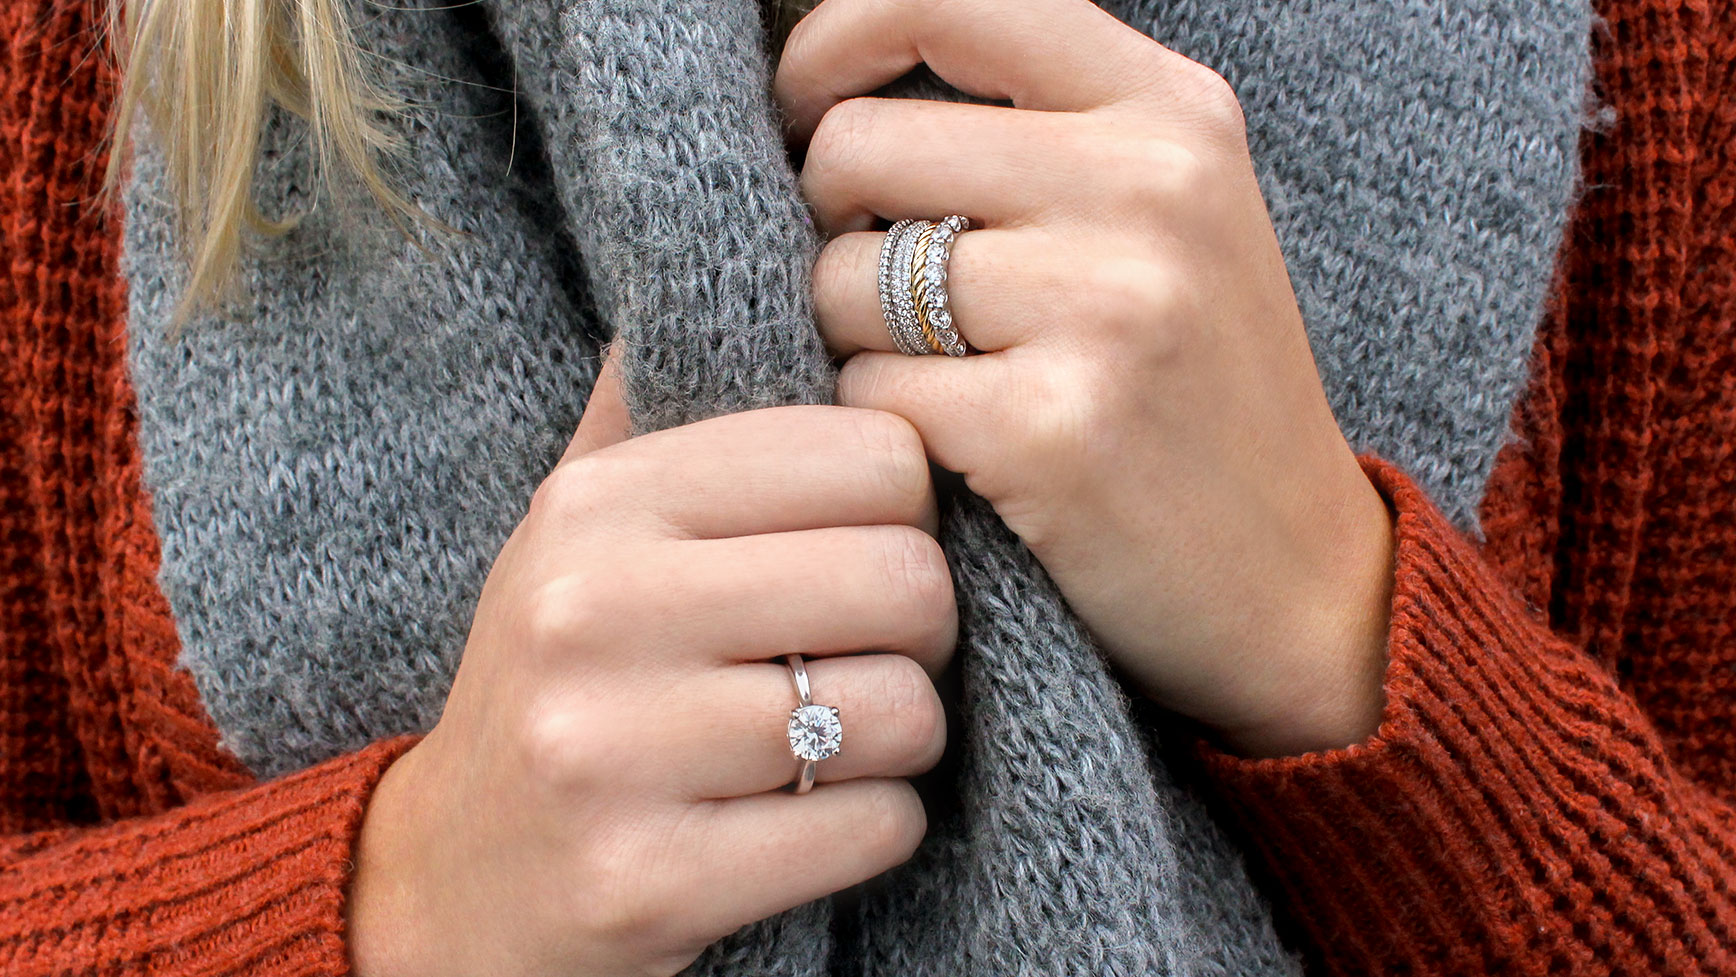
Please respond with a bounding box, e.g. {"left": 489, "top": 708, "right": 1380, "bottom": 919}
{"left": 104, "top": 0, "right": 418, "bottom": 315}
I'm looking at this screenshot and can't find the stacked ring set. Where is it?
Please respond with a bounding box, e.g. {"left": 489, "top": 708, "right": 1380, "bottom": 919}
{"left": 877, "top": 215, "right": 973, "bottom": 357}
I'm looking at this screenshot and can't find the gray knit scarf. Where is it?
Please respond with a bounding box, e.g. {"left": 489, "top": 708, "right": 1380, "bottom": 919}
{"left": 121, "top": 0, "right": 1591, "bottom": 972}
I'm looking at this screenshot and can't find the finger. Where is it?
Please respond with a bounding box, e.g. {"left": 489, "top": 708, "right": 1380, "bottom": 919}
{"left": 800, "top": 98, "right": 1089, "bottom": 236}
{"left": 674, "top": 653, "right": 947, "bottom": 799}
{"left": 548, "top": 405, "right": 937, "bottom": 539}
{"left": 620, "top": 525, "right": 957, "bottom": 673}
{"left": 563, "top": 345, "right": 631, "bottom": 461}
{"left": 776, "top": 0, "right": 1167, "bottom": 142}
{"left": 834, "top": 350, "right": 1009, "bottom": 479}
{"left": 680, "top": 778, "right": 926, "bottom": 938}
{"left": 814, "top": 227, "right": 1081, "bottom": 356}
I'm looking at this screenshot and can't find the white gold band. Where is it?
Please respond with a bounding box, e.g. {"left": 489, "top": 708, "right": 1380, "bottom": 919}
{"left": 877, "top": 219, "right": 925, "bottom": 356}
{"left": 784, "top": 653, "right": 841, "bottom": 795}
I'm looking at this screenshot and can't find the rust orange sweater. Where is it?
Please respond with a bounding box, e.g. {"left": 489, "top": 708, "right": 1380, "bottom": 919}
{"left": 2, "top": 0, "right": 1733, "bottom": 974}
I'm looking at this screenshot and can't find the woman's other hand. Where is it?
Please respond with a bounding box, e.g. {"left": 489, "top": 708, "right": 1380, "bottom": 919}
{"left": 347, "top": 352, "right": 956, "bottom": 977}
{"left": 783, "top": 0, "right": 1395, "bottom": 758}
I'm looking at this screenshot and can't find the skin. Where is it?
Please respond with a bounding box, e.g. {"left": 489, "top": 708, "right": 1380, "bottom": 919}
{"left": 351, "top": 0, "right": 1396, "bottom": 973}
{"left": 784, "top": 0, "right": 1395, "bottom": 757}
{"left": 351, "top": 356, "right": 958, "bottom": 976}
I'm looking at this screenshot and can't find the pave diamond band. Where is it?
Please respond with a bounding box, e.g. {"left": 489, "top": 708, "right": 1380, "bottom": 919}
{"left": 892, "top": 220, "right": 931, "bottom": 355}
{"left": 877, "top": 219, "right": 925, "bottom": 356}
{"left": 876, "top": 215, "right": 973, "bottom": 356}
{"left": 784, "top": 653, "right": 841, "bottom": 794}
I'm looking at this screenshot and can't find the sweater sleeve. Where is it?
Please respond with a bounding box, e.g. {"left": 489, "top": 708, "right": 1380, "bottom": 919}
{"left": 1201, "top": 453, "right": 1736, "bottom": 976}
{"left": 0, "top": 734, "right": 419, "bottom": 977}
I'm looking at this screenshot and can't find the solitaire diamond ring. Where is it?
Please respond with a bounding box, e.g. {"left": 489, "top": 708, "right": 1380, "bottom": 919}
{"left": 784, "top": 653, "right": 841, "bottom": 794}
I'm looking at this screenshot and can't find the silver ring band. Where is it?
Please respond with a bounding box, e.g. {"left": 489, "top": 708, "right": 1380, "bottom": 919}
{"left": 784, "top": 653, "right": 842, "bottom": 794}
{"left": 877, "top": 219, "right": 924, "bottom": 356}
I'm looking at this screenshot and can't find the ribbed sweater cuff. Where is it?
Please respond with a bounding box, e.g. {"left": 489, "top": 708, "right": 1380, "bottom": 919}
{"left": 1, "top": 734, "right": 420, "bottom": 977}
{"left": 1200, "top": 454, "right": 1735, "bottom": 974}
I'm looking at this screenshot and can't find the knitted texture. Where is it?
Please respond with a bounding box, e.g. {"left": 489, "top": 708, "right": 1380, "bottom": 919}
{"left": 2, "top": 4, "right": 423, "bottom": 973}
{"left": 115, "top": 0, "right": 1590, "bottom": 973}
{"left": 0, "top": 0, "right": 251, "bottom": 832}
{"left": 122, "top": 5, "right": 609, "bottom": 777}
{"left": 1117, "top": 0, "right": 1596, "bottom": 536}
{"left": 1203, "top": 3, "right": 1736, "bottom": 972}
{"left": 0, "top": 736, "right": 415, "bottom": 975}
{"left": 5, "top": 1, "right": 1736, "bottom": 976}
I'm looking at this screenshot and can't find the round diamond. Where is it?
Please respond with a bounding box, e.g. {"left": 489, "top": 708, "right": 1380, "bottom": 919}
{"left": 788, "top": 704, "right": 843, "bottom": 761}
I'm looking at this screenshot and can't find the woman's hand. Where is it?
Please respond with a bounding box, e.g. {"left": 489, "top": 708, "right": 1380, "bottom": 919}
{"left": 348, "top": 355, "right": 956, "bottom": 977}
{"left": 780, "top": 0, "right": 1395, "bottom": 757}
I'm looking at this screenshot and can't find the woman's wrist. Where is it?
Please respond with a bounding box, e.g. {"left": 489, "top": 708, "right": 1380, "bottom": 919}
{"left": 1213, "top": 465, "right": 1397, "bottom": 758}
{"left": 348, "top": 744, "right": 438, "bottom": 977}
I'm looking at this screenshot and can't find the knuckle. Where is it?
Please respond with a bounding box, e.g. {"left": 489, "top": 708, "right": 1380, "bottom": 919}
{"left": 875, "top": 653, "right": 931, "bottom": 725}
{"left": 878, "top": 526, "right": 953, "bottom": 621}
{"left": 527, "top": 456, "right": 614, "bottom": 526}
{"left": 857, "top": 780, "right": 927, "bottom": 864}
{"left": 1160, "top": 145, "right": 1219, "bottom": 208}
{"left": 1175, "top": 60, "right": 1245, "bottom": 134}
{"left": 876, "top": 655, "right": 945, "bottom": 768}
{"left": 778, "top": 7, "right": 821, "bottom": 72}
{"left": 517, "top": 699, "right": 610, "bottom": 790}
{"left": 806, "top": 97, "right": 888, "bottom": 181}
{"left": 521, "top": 574, "right": 604, "bottom": 653}
{"left": 812, "top": 234, "right": 864, "bottom": 309}
{"left": 1106, "top": 137, "right": 1202, "bottom": 216}
{"left": 1078, "top": 257, "right": 1184, "bottom": 353}
{"left": 833, "top": 353, "right": 879, "bottom": 405}
{"left": 851, "top": 409, "right": 930, "bottom": 512}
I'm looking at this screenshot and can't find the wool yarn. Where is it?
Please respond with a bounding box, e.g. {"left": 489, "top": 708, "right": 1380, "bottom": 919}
{"left": 122, "top": 0, "right": 1591, "bottom": 971}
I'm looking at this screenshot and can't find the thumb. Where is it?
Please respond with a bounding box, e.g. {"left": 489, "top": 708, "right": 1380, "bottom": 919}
{"left": 564, "top": 344, "right": 631, "bottom": 461}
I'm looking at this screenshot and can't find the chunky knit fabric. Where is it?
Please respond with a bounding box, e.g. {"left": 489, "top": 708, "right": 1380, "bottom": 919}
{"left": 1203, "top": 5, "right": 1736, "bottom": 970}
{"left": 5, "top": 4, "right": 1735, "bottom": 977}
{"left": 116, "top": 0, "right": 1588, "bottom": 973}
{"left": 123, "top": 0, "right": 1592, "bottom": 783}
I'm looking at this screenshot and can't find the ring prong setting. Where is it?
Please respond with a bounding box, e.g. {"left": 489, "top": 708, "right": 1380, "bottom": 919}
{"left": 787, "top": 703, "right": 844, "bottom": 762}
